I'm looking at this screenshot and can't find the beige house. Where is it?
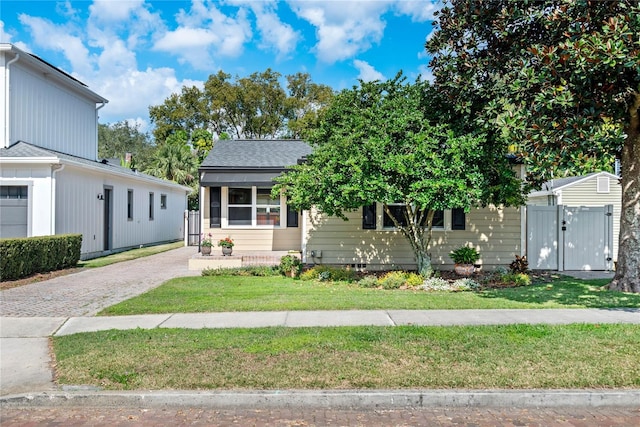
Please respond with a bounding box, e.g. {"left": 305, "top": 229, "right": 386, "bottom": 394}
{"left": 198, "top": 139, "right": 527, "bottom": 271}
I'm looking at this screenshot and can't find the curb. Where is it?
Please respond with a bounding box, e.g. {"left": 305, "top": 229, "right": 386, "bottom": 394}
{"left": 2, "top": 389, "right": 640, "bottom": 409}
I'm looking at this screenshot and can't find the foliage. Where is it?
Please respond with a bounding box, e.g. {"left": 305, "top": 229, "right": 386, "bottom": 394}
{"left": 275, "top": 73, "right": 523, "bottom": 275}
{"left": 299, "top": 265, "right": 358, "bottom": 282}
{"left": 377, "top": 271, "right": 408, "bottom": 289}
{"left": 510, "top": 255, "right": 529, "bottom": 274}
{"left": 217, "top": 237, "right": 234, "bottom": 248}
{"left": 420, "top": 277, "right": 480, "bottom": 292}
{"left": 149, "top": 69, "right": 334, "bottom": 141}
{"left": 500, "top": 273, "right": 532, "bottom": 287}
{"left": 200, "top": 233, "right": 214, "bottom": 247}
{"left": 357, "top": 275, "right": 380, "bottom": 288}
{"left": 427, "top": 0, "right": 640, "bottom": 292}
{"left": 98, "top": 121, "right": 155, "bottom": 171}
{"left": 279, "top": 255, "right": 302, "bottom": 277}
{"left": 449, "top": 246, "right": 480, "bottom": 264}
{"left": 201, "top": 266, "right": 279, "bottom": 277}
{"left": 0, "top": 234, "right": 82, "bottom": 281}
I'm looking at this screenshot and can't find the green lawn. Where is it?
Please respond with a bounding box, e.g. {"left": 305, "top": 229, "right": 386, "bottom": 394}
{"left": 52, "top": 324, "right": 640, "bottom": 390}
{"left": 99, "top": 275, "right": 640, "bottom": 315}
{"left": 78, "top": 242, "right": 183, "bottom": 268}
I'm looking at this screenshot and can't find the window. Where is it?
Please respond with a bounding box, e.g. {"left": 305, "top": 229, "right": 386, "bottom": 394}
{"left": 287, "top": 204, "right": 299, "bottom": 228}
{"left": 597, "top": 176, "right": 610, "bottom": 193}
{"left": 228, "top": 188, "right": 252, "bottom": 225}
{"left": 160, "top": 194, "right": 167, "bottom": 209}
{"left": 127, "top": 189, "right": 133, "bottom": 220}
{"left": 383, "top": 205, "right": 443, "bottom": 228}
{"left": 452, "top": 208, "right": 466, "bottom": 230}
{"left": 362, "top": 204, "right": 376, "bottom": 229}
{"left": 149, "top": 192, "right": 154, "bottom": 220}
{"left": 210, "top": 187, "right": 221, "bottom": 228}
{"left": 0, "top": 186, "right": 28, "bottom": 199}
{"left": 256, "top": 188, "right": 280, "bottom": 226}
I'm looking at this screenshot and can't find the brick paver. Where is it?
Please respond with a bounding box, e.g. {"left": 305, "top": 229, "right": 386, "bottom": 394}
{"left": 0, "top": 246, "right": 200, "bottom": 317}
{"left": 2, "top": 406, "right": 639, "bottom": 426}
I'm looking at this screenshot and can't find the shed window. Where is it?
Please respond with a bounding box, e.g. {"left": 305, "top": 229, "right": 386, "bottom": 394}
{"left": 127, "top": 189, "right": 133, "bottom": 220}
{"left": 160, "top": 194, "right": 167, "bottom": 209}
{"left": 149, "top": 192, "right": 154, "bottom": 220}
{"left": 597, "top": 177, "right": 610, "bottom": 193}
{"left": 0, "top": 186, "right": 28, "bottom": 199}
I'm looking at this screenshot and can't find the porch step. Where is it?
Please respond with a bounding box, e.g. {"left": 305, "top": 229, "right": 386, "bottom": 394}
{"left": 188, "top": 251, "right": 299, "bottom": 271}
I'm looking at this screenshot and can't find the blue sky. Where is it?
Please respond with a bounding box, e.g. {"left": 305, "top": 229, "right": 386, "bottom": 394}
{"left": 1, "top": 0, "right": 439, "bottom": 131}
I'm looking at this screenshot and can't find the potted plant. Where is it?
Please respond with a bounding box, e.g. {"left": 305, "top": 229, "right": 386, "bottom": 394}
{"left": 218, "top": 236, "right": 234, "bottom": 256}
{"left": 201, "top": 233, "right": 214, "bottom": 256}
{"left": 279, "top": 254, "right": 302, "bottom": 277}
{"left": 449, "top": 245, "right": 480, "bottom": 276}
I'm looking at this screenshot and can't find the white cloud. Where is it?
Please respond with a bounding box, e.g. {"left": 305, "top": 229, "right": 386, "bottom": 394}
{"left": 418, "top": 64, "right": 434, "bottom": 82}
{"left": 0, "top": 21, "right": 13, "bottom": 43}
{"left": 353, "top": 59, "right": 384, "bottom": 82}
{"left": 288, "top": 0, "right": 390, "bottom": 63}
{"left": 242, "top": 1, "right": 300, "bottom": 60}
{"left": 393, "top": 0, "right": 440, "bottom": 22}
{"left": 153, "top": 0, "right": 252, "bottom": 69}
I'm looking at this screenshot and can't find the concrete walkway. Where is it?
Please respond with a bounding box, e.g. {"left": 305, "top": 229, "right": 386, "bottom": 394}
{"left": 0, "top": 248, "right": 637, "bottom": 407}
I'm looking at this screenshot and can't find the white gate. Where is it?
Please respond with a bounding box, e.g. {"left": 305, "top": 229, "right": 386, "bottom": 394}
{"left": 526, "top": 205, "right": 613, "bottom": 271}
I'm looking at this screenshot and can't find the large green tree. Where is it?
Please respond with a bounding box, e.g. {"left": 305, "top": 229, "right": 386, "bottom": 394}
{"left": 427, "top": 0, "right": 640, "bottom": 292}
{"left": 149, "top": 69, "right": 334, "bottom": 142}
{"left": 274, "top": 75, "right": 522, "bottom": 275}
{"left": 98, "top": 121, "right": 155, "bottom": 170}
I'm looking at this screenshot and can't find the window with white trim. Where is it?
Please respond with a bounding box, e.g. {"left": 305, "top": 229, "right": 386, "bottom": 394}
{"left": 228, "top": 188, "right": 252, "bottom": 225}
{"left": 256, "top": 188, "right": 280, "bottom": 226}
{"left": 225, "top": 187, "right": 283, "bottom": 227}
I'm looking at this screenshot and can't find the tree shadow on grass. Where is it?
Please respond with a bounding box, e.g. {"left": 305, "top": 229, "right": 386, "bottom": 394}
{"left": 477, "top": 276, "right": 640, "bottom": 309}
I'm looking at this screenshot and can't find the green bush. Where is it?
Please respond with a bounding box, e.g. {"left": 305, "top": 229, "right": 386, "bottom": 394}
{"left": 202, "top": 266, "right": 280, "bottom": 277}
{"left": 298, "top": 265, "right": 357, "bottom": 282}
{"left": 279, "top": 255, "right": 302, "bottom": 277}
{"left": 358, "top": 275, "right": 380, "bottom": 288}
{"left": 501, "top": 272, "right": 532, "bottom": 287}
{"left": 378, "top": 271, "right": 407, "bottom": 289}
{"left": 0, "top": 234, "right": 82, "bottom": 281}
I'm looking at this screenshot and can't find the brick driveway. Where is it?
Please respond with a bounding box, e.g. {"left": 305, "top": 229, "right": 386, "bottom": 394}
{"left": 0, "top": 246, "right": 200, "bottom": 317}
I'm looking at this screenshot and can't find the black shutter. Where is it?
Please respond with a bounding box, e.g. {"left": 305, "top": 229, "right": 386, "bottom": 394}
{"left": 287, "top": 204, "right": 299, "bottom": 227}
{"left": 452, "top": 208, "right": 466, "bottom": 230}
{"left": 362, "top": 204, "right": 376, "bottom": 229}
{"left": 210, "top": 187, "right": 221, "bottom": 228}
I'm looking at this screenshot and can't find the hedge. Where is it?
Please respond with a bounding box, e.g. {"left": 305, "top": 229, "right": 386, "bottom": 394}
{"left": 0, "top": 234, "right": 82, "bottom": 281}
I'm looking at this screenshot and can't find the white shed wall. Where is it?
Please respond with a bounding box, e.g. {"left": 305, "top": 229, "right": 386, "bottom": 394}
{"left": 55, "top": 164, "right": 187, "bottom": 257}
{"left": 7, "top": 62, "right": 97, "bottom": 159}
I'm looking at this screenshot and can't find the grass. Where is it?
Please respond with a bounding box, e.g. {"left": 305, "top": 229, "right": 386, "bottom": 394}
{"left": 52, "top": 324, "right": 640, "bottom": 390}
{"left": 78, "top": 242, "right": 183, "bottom": 268}
{"left": 99, "top": 275, "right": 640, "bottom": 315}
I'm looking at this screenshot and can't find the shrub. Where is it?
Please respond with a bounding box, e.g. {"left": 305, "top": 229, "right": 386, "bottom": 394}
{"left": 501, "top": 272, "right": 532, "bottom": 287}
{"left": 420, "top": 277, "right": 452, "bottom": 291}
{"left": 378, "top": 271, "right": 408, "bottom": 289}
{"left": 453, "top": 278, "right": 481, "bottom": 291}
{"left": 0, "top": 234, "right": 82, "bottom": 281}
{"left": 202, "top": 266, "right": 279, "bottom": 277}
{"left": 279, "top": 255, "right": 302, "bottom": 277}
{"left": 405, "top": 273, "right": 425, "bottom": 287}
{"left": 509, "top": 255, "right": 529, "bottom": 274}
{"left": 358, "top": 275, "right": 380, "bottom": 288}
{"left": 299, "top": 265, "right": 357, "bottom": 282}
{"left": 449, "top": 245, "right": 480, "bottom": 264}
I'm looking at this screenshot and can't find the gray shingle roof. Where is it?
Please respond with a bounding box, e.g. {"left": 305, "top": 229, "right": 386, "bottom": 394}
{"left": 1, "top": 141, "right": 189, "bottom": 191}
{"left": 541, "top": 173, "right": 597, "bottom": 191}
{"left": 201, "top": 139, "right": 312, "bottom": 168}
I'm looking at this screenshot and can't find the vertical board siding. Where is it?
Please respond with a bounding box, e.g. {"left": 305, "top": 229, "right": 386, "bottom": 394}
{"left": 557, "top": 176, "right": 621, "bottom": 261}
{"left": 526, "top": 206, "right": 559, "bottom": 270}
{"left": 304, "top": 205, "right": 522, "bottom": 270}
{"left": 10, "top": 63, "right": 96, "bottom": 159}
{"left": 55, "top": 165, "right": 186, "bottom": 256}
{"left": 563, "top": 206, "right": 607, "bottom": 270}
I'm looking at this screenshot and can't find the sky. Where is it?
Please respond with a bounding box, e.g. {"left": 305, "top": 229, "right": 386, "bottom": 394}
{"left": 1, "top": 0, "right": 440, "bottom": 132}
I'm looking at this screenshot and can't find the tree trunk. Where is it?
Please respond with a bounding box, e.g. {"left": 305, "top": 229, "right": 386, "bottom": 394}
{"left": 609, "top": 95, "right": 640, "bottom": 293}
{"left": 416, "top": 251, "right": 433, "bottom": 277}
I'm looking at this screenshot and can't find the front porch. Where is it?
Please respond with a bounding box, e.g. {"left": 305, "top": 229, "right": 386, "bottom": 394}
{"left": 188, "top": 250, "right": 300, "bottom": 271}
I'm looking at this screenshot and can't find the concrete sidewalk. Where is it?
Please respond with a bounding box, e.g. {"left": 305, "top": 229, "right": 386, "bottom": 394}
{"left": 2, "top": 308, "right": 639, "bottom": 398}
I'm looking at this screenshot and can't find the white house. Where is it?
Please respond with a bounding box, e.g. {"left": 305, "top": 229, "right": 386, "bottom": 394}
{"left": 0, "top": 43, "right": 190, "bottom": 259}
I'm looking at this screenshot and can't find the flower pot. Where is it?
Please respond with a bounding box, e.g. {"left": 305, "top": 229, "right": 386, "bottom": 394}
{"left": 201, "top": 246, "right": 212, "bottom": 256}
{"left": 221, "top": 246, "right": 233, "bottom": 256}
{"left": 454, "top": 263, "right": 475, "bottom": 277}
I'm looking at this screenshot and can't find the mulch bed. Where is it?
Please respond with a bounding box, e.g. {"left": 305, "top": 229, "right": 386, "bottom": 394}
{"left": 0, "top": 267, "right": 84, "bottom": 290}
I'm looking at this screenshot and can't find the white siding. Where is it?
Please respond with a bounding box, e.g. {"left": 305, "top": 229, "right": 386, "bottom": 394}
{"left": 304, "top": 205, "right": 523, "bottom": 271}
{"left": 8, "top": 62, "right": 97, "bottom": 159}
{"left": 0, "top": 165, "right": 54, "bottom": 237}
{"left": 55, "top": 164, "right": 187, "bottom": 257}
{"left": 557, "top": 175, "right": 621, "bottom": 261}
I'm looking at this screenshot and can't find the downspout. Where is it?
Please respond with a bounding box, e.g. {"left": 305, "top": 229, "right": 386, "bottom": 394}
{"left": 4, "top": 53, "right": 19, "bottom": 147}
{"left": 95, "top": 102, "right": 106, "bottom": 160}
{"left": 51, "top": 163, "right": 65, "bottom": 235}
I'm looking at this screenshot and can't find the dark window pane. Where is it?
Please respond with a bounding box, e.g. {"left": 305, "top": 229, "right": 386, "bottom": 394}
{"left": 229, "top": 207, "right": 251, "bottom": 225}
{"left": 210, "top": 187, "right": 221, "bottom": 228}
{"left": 287, "top": 205, "right": 299, "bottom": 228}
{"left": 433, "top": 210, "right": 444, "bottom": 227}
{"left": 229, "top": 188, "right": 252, "bottom": 205}
{"left": 383, "top": 205, "right": 406, "bottom": 227}
{"left": 362, "top": 204, "right": 376, "bottom": 229}
{"left": 452, "top": 208, "right": 466, "bottom": 230}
